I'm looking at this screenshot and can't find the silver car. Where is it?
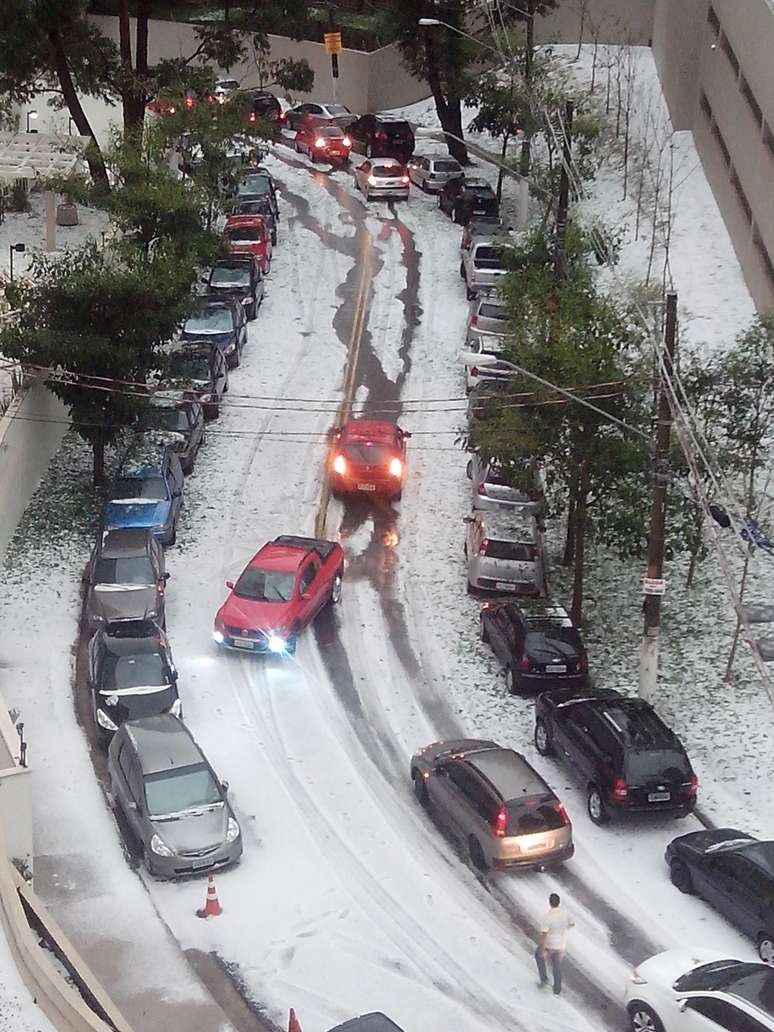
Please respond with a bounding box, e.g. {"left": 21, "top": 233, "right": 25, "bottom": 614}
{"left": 327, "top": 1015, "right": 405, "bottom": 1032}
{"left": 464, "top": 508, "right": 545, "bottom": 595}
{"left": 107, "top": 714, "right": 242, "bottom": 878}
{"left": 407, "top": 154, "right": 463, "bottom": 192}
{"left": 84, "top": 529, "right": 168, "bottom": 632}
{"left": 466, "top": 452, "right": 544, "bottom": 513}
{"left": 411, "top": 738, "right": 573, "bottom": 870}
{"left": 460, "top": 240, "right": 513, "bottom": 300}
{"left": 460, "top": 338, "right": 514, "bottom": 393}
{"left": 354, "top": 158, "right": 409, "bottom": 201}
{"left": 466, "top": 296, "right": 508, "bottom": 339}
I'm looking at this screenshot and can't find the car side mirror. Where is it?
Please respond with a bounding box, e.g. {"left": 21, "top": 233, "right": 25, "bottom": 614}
{"left": 402, "top": 431, "right": 412, "bottom": 439}
{"left": 226, "top": 580, "right": 234, "bottom": 590}
{"left": 301, "top": 589, "right": 312, "bottom": 600}
{"left": 221, "top": 780, "right": 229, "bottom": 794}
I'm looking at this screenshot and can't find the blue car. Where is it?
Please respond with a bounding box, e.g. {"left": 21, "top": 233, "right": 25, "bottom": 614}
{"left": 103, "top": 448, "right": 184, "bottom": 547}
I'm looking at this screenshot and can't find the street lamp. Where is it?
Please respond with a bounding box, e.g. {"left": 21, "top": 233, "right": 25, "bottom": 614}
{"left": 26, "top": 110, "right": 38, "bottom": 133}
{"left": 9, "top": 242, "right": 26, "bottom": 282}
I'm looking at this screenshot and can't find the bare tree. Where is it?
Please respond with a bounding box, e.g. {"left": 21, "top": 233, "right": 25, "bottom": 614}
{"left": 572, "top": 0, "right": 592, "bottom": 61}
{"left": 621, "top": 45, "right": 638, "bottom": 200}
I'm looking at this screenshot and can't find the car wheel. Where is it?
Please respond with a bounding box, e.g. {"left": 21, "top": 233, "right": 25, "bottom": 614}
{"left": 469, "top": 835, "right": 487, "bottom": 871}
{"left": 169, "top": 522, "right": 177, "bottom": 546}
{"left": 505, "top": 666, "right": 517, "bottom": 695}
{"left": 587, "top": 784, "right": 609, "bottom": 825}
{"left": 248, "top": 301, "right": 257, "bottom": 321}
{"left": 627, "top": 1002, "right": 664, "bottom": 1032}
{"left": 479, "top": 614, "right": 489, "bottom": 643}
{"left": 534, "top": 717, "right": 554, "bottom": 756}
{"left": 330, "top": 569, "right": 343, "bottom": 605}
{"left": 669, "top": 858, "right": 694, "bottom": 894}
{"left": 759, "top": 934, "right": 774, "bottom": 965}
{"left": 459, "top": 261, "right": 466, "bottom": 279}
{"left": 271, "top": 230, "right": 277, "bottom": 246}
{"left": 412, "top": 770, "right": 429, "bottom": 807}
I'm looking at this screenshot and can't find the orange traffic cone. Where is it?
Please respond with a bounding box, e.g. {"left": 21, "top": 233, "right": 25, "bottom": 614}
{"left": 288, "top": 1008, "right": 303, "bottom": 1032}
{"left": 195, "top": 873, "right": 223, "bottom": 918}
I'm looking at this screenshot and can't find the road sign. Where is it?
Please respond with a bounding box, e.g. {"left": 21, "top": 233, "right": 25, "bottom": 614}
{"left": 324, "top": 31, "right": 342, "bottom": 56}
{"left": 642, "top": 577, "right": 666, "bottom": 596}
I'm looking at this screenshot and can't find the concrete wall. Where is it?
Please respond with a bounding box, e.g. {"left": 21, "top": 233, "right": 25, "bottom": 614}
{"left": 537, "top": 0, "right": 656, "bottom": 45}
{"left": 0, "top": 380, "right": 69, "bottom": 561}
{"left": 651, "top": 0, "right": 706, "bottom": 129}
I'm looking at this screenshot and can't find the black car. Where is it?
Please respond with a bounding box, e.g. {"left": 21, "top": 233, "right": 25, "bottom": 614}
{"left": 88, "top": 619, "right": 180, "bottom": 744}
{"left": 230, "top": 196, "right": 277, "bottom": 244}
{"left": 137, "top": 397, "right": 205, "bottom": 475}
{"left": 666, "top": 829, "right": 774, "bottom": 962}
{"left": 534, "top": 686, "right": 698, "bottom": 825}
{"left": 347, "top": 114, "right": 415, "bottom": 161}
{"left": 207, "top": 256, "right": 264, "bottom": 320}
{"left": 243, "top": 89, "right": 281, "bottom": 132}
{"left": 236, "top": 170, "right": 279, "bottom": 220}
{"left": 161, "top": 343, "right": 228, "bottom": 420}
{"left": 181, "top": 299, "right": 247, "bottom": 369}
{"left": 480, "top": 599, "right": 588, "bottom": 695}
{"left": 439, "top": 176, "right": 499, "bottom": 224}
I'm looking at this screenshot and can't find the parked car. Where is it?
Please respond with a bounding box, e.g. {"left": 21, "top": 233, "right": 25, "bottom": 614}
{"left": 235, "top": 172, "right": 279, "bottom": 220}
{"left": 136, "top": 396, "right": 205, "bottom": 476}
{"left": 88, "top": 619, "right": 180, "bottom": 744}
{"left": 84, "top": 529, "right": 168, "bottom": 632}
{"left": 354, "top": 158, "right": 410, "bottom": 202}
{"left": 481, "top": 599, "right": 588, "bottom": 695}
{"left": 534, "top": 686, "right": 698, "bottom": 825}
{"left": 282, "top": 101, "right": 354, "bottom": 131}
{"left": 294, "top": 124, "right": 352, "bottom": 165}
{"left": 666, "top": 828, "right": 774, "bottom": 962}
{"left": 461, "top": 346, "right": 516, "bottom": 394}
{"left": 467, "top": 296, "right": 509, "bottom": 338}
{"left": 107, "top": 714, "right": 242, "bottom": 877}
{"left": 230, "top": 196, "right": 277, "bottom": 245}
{"left": 465, "top": 452, "right": 543, "bottom": 512}
{"left": 624, "top": 950, "right": 774, "bottom": 1032}
{"left": 102, "top": 446, "right": 184, "bottom": 547}
{"left": 407, "top": 154, "right": 463, "bottom": 192}
{"left": 211, "top": 78, "right": 239, "bottom": 104}
{"left": 439, "top": 176, "right": 499, "bottom": 223}
{"left": 223, "top": 214, "right": 272, "bottom": 274}
{"left": 461, "top": 213, "right": 509, "bottom": 250}
{"left": 243, "top": 88, "right": 281, "bottom": 123}
{"left": 467, "top": 377, "right": 513, "bottom": 427}
{"left": 213, "top": 535, "right": 344, "bottom": 655}
{"left": 347, "top": 114, "right": 415, "bottom": 161}
{"left": 464, "top": 508, "right": 545, "bottom": 595}
{"left": 411, "top": 738, "right": 573, "bottom": 871}
{"left": 330, "top": 419, "right": 411, "bottom": 501}
{"left": 206, "top": 255, "right": 264, "bottom": 321}
{"left": 327, "top": 1015, "right": 405, "bottom": 1032}
{"left": 460, "top": 240, "right": 514, "bottom": 300}
{"left": 180, "top": 299, "right": 247, "bottom": 370}
{"left": 160, "top": 343, "right": 228, "bottom": 420}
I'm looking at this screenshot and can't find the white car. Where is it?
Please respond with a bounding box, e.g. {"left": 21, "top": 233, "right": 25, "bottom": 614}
{"left": 213, "top": 78, "right": 240, "bottom": 103}
{"left": 624, "top": 949, "right": 774, "bottom": 1032}
{"left": 460, "top": 345, "right": 516, "bottom": 393}
{"left": 354, "top": 158, "right": 410, "bottom": 201}
{"left": 460, "top": 240, "right": 514, "bottom": 300}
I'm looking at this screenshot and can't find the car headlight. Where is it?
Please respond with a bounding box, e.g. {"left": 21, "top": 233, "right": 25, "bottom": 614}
{"left": 95, "top": 708, "right": 118, "bottom": 732}
{"left": 150, "top": 833, "right": 175, "bottom": 857}
{"left": 630, "top": 968, "right": 648, "bottom": 985}
{"left": 240, "top": 296, "right": 251, "bottom": 306}
{"left": 224, "top": 341, "right": 235, "bottom": 354}
{"left": 267, "top": 633, "right": 286, "bottom": 653}
{"left": 199, "top": 393, "right": 212, "bottom": 403}
{"left": 213, "top": 629, "right": 224, "bottom": 644}
{"left": 225, "top": 817, "right": 240, "bottom": 843}
{"left": 169, "top": 698, "right": 182, "bottom": 717}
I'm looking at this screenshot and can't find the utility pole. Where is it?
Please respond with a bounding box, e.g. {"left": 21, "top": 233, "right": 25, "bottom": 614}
{"left": 553, "top": 100, "right": 573, "bottom": 285}
{"left": 639, "top": 290, "right": 678, "bottom": 703}
{"left": 326, "top": 3, "right": 341, "bottom": 104}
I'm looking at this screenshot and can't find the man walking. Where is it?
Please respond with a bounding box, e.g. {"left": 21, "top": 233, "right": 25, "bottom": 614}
{"left": 535, "top": 892, "right": 574, "bottom": 996}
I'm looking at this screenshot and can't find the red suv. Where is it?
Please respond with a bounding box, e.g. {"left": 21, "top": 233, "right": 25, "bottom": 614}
{"left": 331, "top": 419, "right": 411, "bottom": 501}
{"left": 223, "top": 215, "right": 272, "bottom": 274}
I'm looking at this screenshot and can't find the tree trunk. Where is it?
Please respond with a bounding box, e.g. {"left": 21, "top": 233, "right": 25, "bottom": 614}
{"left": 424, "top": 28, "right": 468, "bottom": 164}
{"left": 496, "top": 131, "right": 510, "bottom": 203}
{"left": 562, "top": 490, "right": 578, "bottom": 567}
{"left": 92, "top": 439, "right": 106, "bottom": 487}
{"left": 724, "top": 550, "right": 751, "bottom": 681}
{"left": 574, "top": 3, "right": 586, "bottom": 61}
{"left": 570, "top": 460, "right": 590, "bottom": 626}
{"left": 135, "top": 0, "right": 150, "bottom": 124}
{"left": 49, "top": 30, "right": 110, "bottom": 193}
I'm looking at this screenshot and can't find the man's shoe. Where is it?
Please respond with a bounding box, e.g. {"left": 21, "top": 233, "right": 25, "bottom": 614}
{"left": 553, "top": 988, "right": 561, "bottom": 996}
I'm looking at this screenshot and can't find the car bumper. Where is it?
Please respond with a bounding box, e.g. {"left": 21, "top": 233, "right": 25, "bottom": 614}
{"left": 366, "top": 186, "right": 409, "bottom": 199}
{"left": 146, "top": 837, "right": 243, "bottom": 878}
{"left": 332, "top": 474, "right": 402, "bottom": 498}
{"left": 150, "top": 525, "right": 175, "bottom": 546}
{"left": 214, "top": 631, "right": 296, "bottom": 655}
{"left": 493, "top": 840, "right": 574, "bottom": 870}
{"left": 607, "top": 799, "right": 696, "bottom": 822}
{"left": 518, "top": 672, "right": 587, "bottom": 692}
{"left": 469, "top": 574, "right": 541, "bottom": 595}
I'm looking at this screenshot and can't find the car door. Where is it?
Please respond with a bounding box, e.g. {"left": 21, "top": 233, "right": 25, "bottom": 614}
{"left": 551, "top": 703, "right": 593, "bottom": 777}
{"left": 431, "top": 761, "right": 488, "bottom": 844}
{"left": 167, "top": 454, "right": 184, "bottom": 523}
{"left": 722, "top": 859, "right": 773, "bottom": 940}
{"left": 235, "top": 301, "right": 247, "bottom": 348}
{"left": 486, "top": 608, "right": 510, "bottom": 664}
{"left": 700, "top": 855, "right": 750, "bottom": 927}
{"left": 116, "top": 743, "right": 144, "bottom": 837}
{"left": 682, "top": 996, "right": 771, "bottom": 1032}
{"left": 211, "top": 348, "right": 227, "bottom": 400}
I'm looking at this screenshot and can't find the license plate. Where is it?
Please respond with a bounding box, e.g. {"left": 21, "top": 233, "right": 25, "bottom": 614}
{"left": 232, "top": 638, "right": 254, "bottom": 649}
{"left": 191, "top": 857, "right": 212, "bottom": 869}
{"left": 495, "top": 581, "right": 513, "bottom": 590}
{"left": 545, "top": 664, "right": 567, "bottom": 673}
{"left": 524, "top": 839, "right": 546, "bottom": 851}
{"left": 357, "top": 483, "right": 376, "bottom": 492}
{"left": 473, "top": 208, "right": 486, "bottom": 214}
{"left": 648, "top": 791, "right": 670, "bottom": 802}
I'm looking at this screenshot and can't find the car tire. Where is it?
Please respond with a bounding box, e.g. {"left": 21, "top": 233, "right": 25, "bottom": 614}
{"left": 626, "top": 1002, "right": 664, "bottom": 1032}
{"left": 469, "top": 835, "right": 488, "bottom": 872}
{"left": 169, "top": 522, "right": 177, "bottom": 547}
{"left": 271, "top": 230, "right": 277, "bottom": 246}
{"left": 393, "top": 489, "right": 402, "bottom": 502}
{"left": 587, "top": 784, "right": 609, "bottom": 825}
{"left": 669, "top": 858, "right": 694, "bottom": 894}
{"left": 412, "top": 770, "right": 429, "bottom": 808}
{"left": 758, "top": 934, "right": 774, "bottom": 965}
{"left": 505, "top": 666, "right": 517, "bottom": 695}
{"left": 534, "top": 717, "right": 554, "bottom": 756}
{"left": 459, "top": 261, "right": 466, "bottom": 280}
{"left": 479, "top": 614, "right": 489, "bottom": 643}
{"left": 248, "top": 301, "right": 257, "bottom": 321}
{"left": 330, "top": 569, "right": 343, "bottom": 605}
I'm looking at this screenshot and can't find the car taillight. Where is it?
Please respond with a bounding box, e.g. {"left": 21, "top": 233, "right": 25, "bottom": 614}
{"left": 401, "top": 175, "right": 409, "bottom": 184}
{"left": 687, "top": 773, "right": 698, "bottom": 797}
{"left": 389, "top": 457, "right": 402, "bottom": 477}
{"left": 557, "top": 801, "right": 570, "bottom": 826}
{"left": 520, "top": 656, "right": 530, "bottom": 672}
{"left": 478, "top": 538, "right": 488, "bottom": 556}
{"left": 470, "top": 366, "right": 479, "bottom": 378}
{"left": 342, "top": 136, "right": 351, "bottom": 146}
{"left": 368, "top": 175, "right": 377, "bottom": 185}
{"left": 184, "top": 95, "right": 195, "bottom": 110}
{"left": 168, "top": 104, "right": 176, "bottom": 114}
{"left": 494, "top": 808, "right": 508, "bottom": 837}
{"left": 611, "top": 777, "right": 628, "bottom": 802}
{"left": 249, "top": 112, "right": 257, "bottom": 123}
{"left": 279, "top": 111, "right": 286, "bottom": 121}
{"left": 528, "top": 545, "right": 539, "bottom": 559}
{"left": 315, "top": 137, "right": 326, "bottom": 148}
{"left": 333, "top": 454, "right": 346, "bottom": 475}
{"left": 476, "top": 482, "right": 487, "bottom": 496}
{"left": 470, "top": 316, "right": 478, "bottom": 327}
{"left": 377, "top": 130, "right": 387, "bottom": 140}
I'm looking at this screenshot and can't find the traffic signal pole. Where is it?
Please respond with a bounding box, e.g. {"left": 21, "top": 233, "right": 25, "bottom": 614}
{"left": 639, "top": 290, "right": 678, "bottom": 703}
{"left": 327, "top": 4, "right": 340, "bottom": 103}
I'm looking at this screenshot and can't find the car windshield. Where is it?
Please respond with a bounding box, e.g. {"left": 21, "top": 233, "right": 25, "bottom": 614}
{"left": 186, "top": 309, "right": 233, "bottom": 333}
{"left": 144, "top": 763, "right": 222, "bottom": 818}
{"left": 104, "top": 651, "right": 166, "bottom": 690}
{"left": 141, "top": 408, "right": 189, "bottom": 433}
{"left": 168, "top": 353, "right": 210, "bottom": 380}
{"left": 673, "top": 961, "right": 770, "bottom": 996}
{"left": 94, "top": 557, "right": 154, "bottom": 585}
{"left": 113, "top": 476, "right": 167, "bottom": 501}
{"left": 474, "top": 246, "right": 507, "bottom": 269}
{"left": 624, "top": 748, "right": 690, "bottom": 784}
{"left": 506, "top": 797, "right": 566, "bottom": 835}
{"left": 226, "top": 226, "right": 262, "bottom": 242}
{"left": 210, "top": 266, "right": 250, "bottom": 287}
{"left": 239, "top": 177, "right": 270, "bottom": 195}
{"left": 234, "top": 567, "right": 295, "bottom": 603}
{"left": 373, "top": 165, "right": 404, "bottom": 178}
{"left": 434, "top": 160, "right": 460, "bottom": 172}
{"left": 343, "top": 442, "right": 393, "bottom": 465}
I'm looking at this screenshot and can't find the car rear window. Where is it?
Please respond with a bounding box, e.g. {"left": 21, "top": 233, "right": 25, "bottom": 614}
{"left": 479, "top": 303, "right": 506, "bottom": 320}
{"left": 235, "top": 567, "right": 295, "bottom": 603}
{"left": 105, "top": 652, "right": 166, "bottom": 690}
{"left": 144, "top": 763, "right": 222, "bottom": 818}
{"left": 473, "top": 246, "right": 506, "bottom": 268}
{"left": 525, "top": 626, "right": 581, "bottom": 651}
{"left": 114, "top": 476, "right": 167, "bottom": 501}
{"left": 372, "top": 165, "right": 404, "bottom": 178}
{"left": 482, "top": 540, "right": 536, "bottom": 561}
{"left": 95, "top": 557, "right": 155, "bottom": 585}
{"left": 382, "top": 120, "right": 411, "bottom": 134}
{"left": 226, "top": 226, "right": 262, "bottom": 242}
{"left": 210, "top": 266, "right": 250, "bottom": 286}
{"left": 506, "top": 797, "right": 566, "bottom": 835}
{"left": 624, "top": 749, "right": 690, "bottom": 784}
{"left": 343, "top": 442, "right": 393, "bottom": 464}
{"left": 433, "top": 160, "right": 460, "bottom": 172}
{"left": 140, "top": 408, "right": 189, "bottom": 433}
{"left": 673, "top": 961, "right": 766, "bottom": 994}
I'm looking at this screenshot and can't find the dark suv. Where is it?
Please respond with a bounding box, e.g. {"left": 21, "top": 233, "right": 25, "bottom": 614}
{"left": 207, "top": 256, "right": 264, "bottom": 320}
{"left": 348, "top": 114, "right": 415, "bottom": 161}
{"left": 480, "top": 599, "right": 588, "bottom": 694}
{"left": 439, "top": 176, "right": 499, "bottom": 223}
{"left": 534, "top": 686, "right": 698, "bottom": 825}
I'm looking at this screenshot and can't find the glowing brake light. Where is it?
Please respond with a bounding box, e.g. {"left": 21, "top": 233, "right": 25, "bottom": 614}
{"left": 687, "top": 773, "right": 698, "bottom": 797}
{"left": 333, "top": 454, "right": 346, "bottom": 475}
{"left": 389, "top": 457, "right": 403, "bottom": 478}
{"left": 611, "top": 777, "right": 628, "bottom": 802}
{"left": 494, "top": 808, "right": 508, "bottom": 837}
{"left": 342, "top": 136, "right": 351, "bottom": 147}
{"left": 478, "top": 537, "right": 488, "bottom": 556}
{"left": 249, "top": 112, "right": 257, "bottom": 123}
{"left": 184, "top": 95, "right": 195, "bottom": 110}
{"left": 557, "top": 801, "right": 570, "bottom": 826}
{"left": 168, "top": 105, "right": 176, "bottom": 114}
{"left": 470, "top": 366, "right": 479, "bottom": 378}
{"left": 315, "top": 136, "right": 326, "bottom": 148}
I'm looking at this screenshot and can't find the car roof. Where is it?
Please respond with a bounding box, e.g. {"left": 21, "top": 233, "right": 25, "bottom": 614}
{"left": 342, "top": 419, "right": 400, "bottom": 442}
{"left": 326, "top": 1014, "right": 405, "bottom": 1032}
{"left": 476, "top": 509, "right": 537, "bottom": 540}
{"left": 464, "top": 177, "right": 492, "bottom": 188}
{"left": 102, "top": 633, "right": 161, "bottom": 658}
{"left": 733, "top": 841, "right": 774, "bottom": 877}
{"left": 466, "top": 747, "right": 548, "bottom": 802}
{"left": 369, "top": 157, "right": 405, "bottom": 168}
{"left": 517, "top": 601, "right": 573, "bottom": 626}
{"left": 123, "top": 715, "right": 202, "bottom": 775}
{"left": 169, "top": 341, "right": 213, "bottom": 358}
{"left": 98, "top": 528, "right": 153, "bottom": 557}
{"left": 250, "top": 540, "right": 307, "bottom": 574}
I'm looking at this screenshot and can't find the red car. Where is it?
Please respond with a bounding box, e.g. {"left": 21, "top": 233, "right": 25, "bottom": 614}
{"left": 294, "top": 125, "right": 352, "bottom": 166}
{"left": 223, "top": 215, "right": 272, "bottom": 274}
{"left": 213, "top": 535, "right": 344, "bottom": 656}
{"left": 331, "top": 419, "right": 411, "bottom": 501}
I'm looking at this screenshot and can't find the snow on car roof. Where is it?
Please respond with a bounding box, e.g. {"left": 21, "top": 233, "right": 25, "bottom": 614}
{"left": 343, "top": 419, "right": 399, "bottom": 440}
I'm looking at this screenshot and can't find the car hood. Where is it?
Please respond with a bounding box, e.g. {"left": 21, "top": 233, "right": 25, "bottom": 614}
{"left": 182, "top": 328, "right": 235, "bottom": 345}
{"left": 103, "top": 500, "right": 170, "bottom": 531}
{"left": 635, "top": 949, "right": 739, "bottom": 987}
{"left": 151, "top": 803, "right": 228, "bottom": 853}
{"left": 413, "top": 739, "right": 498, "bottom": 765}
{"left": 208, "top": 284, "right": 249, "bottom": 299}
{"left": 670, "top": 828, "right": 753, "bottom": 856}
{"left": 88, "top": 584, "right": 158, "bottom": 623}
{"left": 219, "top": 595, "right": 293, "bottom": 633}
{"left": 97, "top": 683, "right": 178, "bottom": 726}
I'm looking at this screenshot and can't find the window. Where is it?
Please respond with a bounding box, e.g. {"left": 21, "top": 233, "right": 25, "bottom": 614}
{"left": 707, "top": 5, "right": 720, "bottom": 35}
{"left": 700, "top": 91, "right": 713, "bottom": 123}
{"left": 711, "top": 855, "right": 742, "bottom": 880}
{"left": 685, "top": 997, "right": 770, "bottom": 1032}
{"left": 234, "top": 567, "right": 295, "bottom": 603}
{"left": 711, "top": 121, "right": 731, "bottom": 169}
{"left": 730, "top": 169, "right": 753, "bottom": 224}
{"left": 144, "top": 764, "right": 221, "bottom": 818}
{"left": 739, "top": 75, "right": 763, "bottom": 128}
{"left": 117, "top": 743, "right": 134, "bottom": 786}
{"left": 720, "top": 32, "right": 740, "bottom": 77}
{"left": 299, "top": 563, "right": 317, "bottom": 595}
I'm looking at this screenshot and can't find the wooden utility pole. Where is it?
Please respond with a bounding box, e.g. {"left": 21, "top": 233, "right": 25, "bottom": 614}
{"left": 639, "top": 290, "right": 678, "bottom": 703}
{"left": 553, "top": 100, "right": 574, "bottom": 285}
